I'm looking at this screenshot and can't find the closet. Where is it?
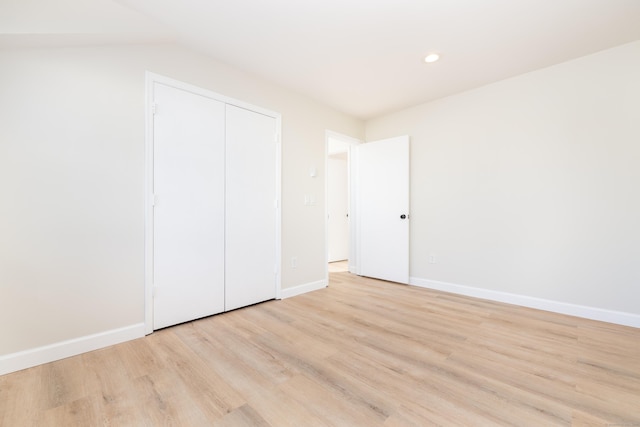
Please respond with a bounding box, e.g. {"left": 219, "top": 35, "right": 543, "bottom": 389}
{"left": 146, "top": 74, "right": 280, "bottom": 330}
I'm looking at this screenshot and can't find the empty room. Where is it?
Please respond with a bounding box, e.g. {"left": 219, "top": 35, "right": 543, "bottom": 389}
{"left": 1, "top": 0, "right": 639, "bottom": 425}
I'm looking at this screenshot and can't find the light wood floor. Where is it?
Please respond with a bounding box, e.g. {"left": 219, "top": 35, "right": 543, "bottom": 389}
{"left": 1, "top": 271, "right": 639, "bottom": 426}
{"left": 328, "top": 260, "right": 349, "bottom": 273}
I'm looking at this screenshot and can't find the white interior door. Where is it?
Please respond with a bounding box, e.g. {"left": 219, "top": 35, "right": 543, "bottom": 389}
{"left": 225, "top": 105, "right": 277, "bottom": 311}
{"left": 152, "top": 83, "right": 226, "bottom": 329}
{"left": 328, "top": 154, "right": 349, "bottom": 262}
{"left": 356, "top": 136, "right": 410, "bottom": 284}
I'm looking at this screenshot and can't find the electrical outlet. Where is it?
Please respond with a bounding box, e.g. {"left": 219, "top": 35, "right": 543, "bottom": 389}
{"left": 291, "top": 257, "right": 298, "bottom": 268}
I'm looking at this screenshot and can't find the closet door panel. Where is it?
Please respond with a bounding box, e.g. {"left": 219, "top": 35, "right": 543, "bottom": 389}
{"left": 152, "top": 83, "right": 226, "bottom": 329}
{"left": 225, "top": 105, "right": 277, "bottom": 311}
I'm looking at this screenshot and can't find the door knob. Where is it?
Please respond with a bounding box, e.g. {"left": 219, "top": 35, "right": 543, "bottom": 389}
{"left": 400, "top": 214, "right": 407, "bottom": 219}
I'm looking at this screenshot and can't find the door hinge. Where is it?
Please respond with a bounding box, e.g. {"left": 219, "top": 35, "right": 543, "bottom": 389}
{"left": 151, "top": 103, "right": 158, "bottom": 115}
{"left": 153, "top": 285, "right": 158, "bottom": 297}
{"left": 151, "top": 193, "right": 158, "bottom": 206}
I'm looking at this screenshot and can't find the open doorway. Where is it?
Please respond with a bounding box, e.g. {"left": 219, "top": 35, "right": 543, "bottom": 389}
{"left": 326, "top": 131, "right": 360, "bottom": 276}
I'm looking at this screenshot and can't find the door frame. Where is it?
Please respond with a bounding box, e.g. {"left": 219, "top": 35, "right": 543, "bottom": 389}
{"left": 144, "top": 72, "right": 282, "bottom": 334}
{"left": 324, "top": 130, "right": 361, "bottom": 283}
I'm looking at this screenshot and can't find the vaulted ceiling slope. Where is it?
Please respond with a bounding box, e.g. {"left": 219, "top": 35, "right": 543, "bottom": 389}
{"left": 3, "top": 0, "right": 640, "bottom": 119}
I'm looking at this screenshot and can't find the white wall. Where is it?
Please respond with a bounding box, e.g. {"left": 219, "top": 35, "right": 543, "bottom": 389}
{"left": 0, "top": 43, "right": 363, "bottom": 366}
{"left": 366, "top": 41, "right": 640, "bottom": 320}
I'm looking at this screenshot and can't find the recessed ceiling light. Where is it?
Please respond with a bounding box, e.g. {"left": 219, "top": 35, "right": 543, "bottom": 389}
{"left": 424, "top": 53, "right": 440, "bottom": 63}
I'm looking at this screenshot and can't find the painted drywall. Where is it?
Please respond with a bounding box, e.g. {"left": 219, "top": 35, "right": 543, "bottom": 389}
{"left": 0, "top": 43, "right": 363, "bottom": 358}
{"left": 366, "top": 41, "right": 640, "bottom": 315}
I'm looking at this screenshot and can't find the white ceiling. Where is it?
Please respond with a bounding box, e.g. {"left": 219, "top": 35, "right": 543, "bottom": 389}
{"left": 3, "top": 0, "right": 640, "bottom": 119}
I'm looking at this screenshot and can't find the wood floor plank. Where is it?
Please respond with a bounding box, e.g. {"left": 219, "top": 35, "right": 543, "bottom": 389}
{"left": 212, "top": 403, "right": 271, "bottom": 427}
{"left": 244, "top": 380, "right": 330, "bottom": 427}
{"left": 37, "top": 396, "right": 101, "bottom": 427}
{"left": 2, "top": 270, "right": 639, "bottom": 426}
{"left": 0, "top": 365, "right": 43, "bottom": 424}
{"left": 277, "top": 374, "right": 386, "bottom": 426}
{"left": 149, "top": 328, "right": 246, "bottom": 421}
{"left": 174, "top": 321, "right": 280, "bottom": 402}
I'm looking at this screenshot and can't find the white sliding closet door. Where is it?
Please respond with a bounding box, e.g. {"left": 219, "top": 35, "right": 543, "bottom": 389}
{"left": 152, "top": 83, "right": 226, "bottom": 329}
{"left": 225, "top": 105, "right": 277, "bottom": 311}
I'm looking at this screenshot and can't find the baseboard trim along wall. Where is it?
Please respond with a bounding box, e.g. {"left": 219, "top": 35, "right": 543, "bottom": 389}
{"left": 410, "top": 277, "right": 640, "bottom": 329}
{"left": 280, "top": 279, "right": 327, "bottom": 299}
{"left": 0, "top": 323, "right": 145, "bottom": 376}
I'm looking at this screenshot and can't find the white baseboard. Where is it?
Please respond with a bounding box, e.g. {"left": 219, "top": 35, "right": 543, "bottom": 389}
{"left": 0, "top": 323, "right": 145, "bottom": 376}
{"left": 410, "top": 277, "right": 640, "bottom": 329}
{"left": 280, "top": 279, "right": 327, "bottom": 299}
